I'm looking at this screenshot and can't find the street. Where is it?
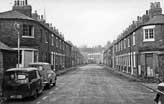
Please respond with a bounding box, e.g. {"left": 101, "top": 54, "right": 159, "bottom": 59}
{"left": 5, "top": 64, "right": 155, "bottom": 104}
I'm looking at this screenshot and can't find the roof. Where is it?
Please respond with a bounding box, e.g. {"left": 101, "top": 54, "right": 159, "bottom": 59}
{"left": 0, "top": 10, "right": 33, "bottom": 20}
{"left": 0, "top": 41, "right": 12, "bottom": 50}
{"left": 6, "top": 67, "right": 38, "bottom": 72}
{"left": 145, "top": 15, "right": 164, "bottom": 25}
{"left": 0, "top": 10, "right": 65, "bottom": 41}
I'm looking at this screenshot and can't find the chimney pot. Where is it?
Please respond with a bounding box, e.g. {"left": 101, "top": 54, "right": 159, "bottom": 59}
{"left": 22, "top": 1, "right": 25, "bottom": 6}
{"left": 137, "top": 16, "right": 140, "bottom": 21}
{"left": 25, "top": 0, "right": 28, "bottom": 5}
{"left": 14, "top": 0, "right": 16, "bottom": 6}
{"left": 35, "top": 10, "right": 37, "bottom": 14}
{"left": 17, "top": 0, "right": 19, "bottom": 6}
{"left": 146, "top": 10, "right": 149, "bottom": 15}
{"left": 20, "top": 0, "right": 22, "bottom": 6}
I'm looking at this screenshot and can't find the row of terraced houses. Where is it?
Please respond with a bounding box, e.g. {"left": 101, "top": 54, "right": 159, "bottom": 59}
{"left": 0, "top": 0, "right": 84, "bottom": 73}
{"left": 103, "top": 2, "right": 164, "bottom": 80}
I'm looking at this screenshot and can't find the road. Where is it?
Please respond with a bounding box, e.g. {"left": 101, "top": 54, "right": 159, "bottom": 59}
{"left": 5, "top": 64, "right": 155, "bottom": 104}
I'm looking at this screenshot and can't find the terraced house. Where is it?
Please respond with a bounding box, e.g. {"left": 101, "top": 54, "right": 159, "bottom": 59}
{"left": 103, "top": 2, "right": 164, "bottom": 80}
{"left": 0, "top": 0, "right": 82, "bottom": 71}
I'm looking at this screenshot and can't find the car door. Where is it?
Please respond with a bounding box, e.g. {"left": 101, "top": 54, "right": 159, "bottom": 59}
{"left": 29, "top": 71, "right": 37, "bottom": 92}
{"left": 36, "top": 70, "right": 43, "bottom": 93}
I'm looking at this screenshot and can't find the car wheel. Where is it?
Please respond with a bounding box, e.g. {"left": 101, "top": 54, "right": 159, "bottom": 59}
{"left": 48, "top": 82, "right": 52, "bottom": 89}
{"left": 33, "top": 90, "right": 38, "bottom": 99}
{"left": 158, "top": 100, "right": 162, "bottom": 104}
{"left": 53, "top": 81, "right": 56, "bottom": 86}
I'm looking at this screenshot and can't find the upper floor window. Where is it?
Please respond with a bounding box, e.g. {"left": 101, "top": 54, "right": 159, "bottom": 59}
{"left": 51, "top": 34, "right": 54, "bottom": 46}
{"left": 45, "top": 32, "right": 48, "bottom": 43}
{"left": 124, "top": 39, "right": 126, "bottom": 49}
{"left": 23, "top": 24, "right": 34, "bottom": 38}
{"left": 133, "top": 32, "right": 136, "bottom": 45}
{"left": 143, "top": 25, "right": 155, "bottom": 42}
{"left": 128, "top": 37, "right": 130, "bottom": 47}
{"left": 56, "top": 37, "right": 58, "bottom": 48}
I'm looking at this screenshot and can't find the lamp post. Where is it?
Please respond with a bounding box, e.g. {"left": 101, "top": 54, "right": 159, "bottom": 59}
{"left": 14, "top": 23, "right": 20, "bottom": 68}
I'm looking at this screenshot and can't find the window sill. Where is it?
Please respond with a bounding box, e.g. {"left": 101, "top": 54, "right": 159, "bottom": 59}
{"left": 143, "top": 39, "right": 155, "bottom": 42}
{"left": 22, "top": 36, "right": 34, "bottom": 38}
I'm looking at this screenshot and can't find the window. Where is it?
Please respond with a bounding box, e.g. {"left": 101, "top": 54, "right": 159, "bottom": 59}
{"left": 45, "top": 32, "right": 48, "bottom": 43}
{"left": 51, "top": 34, "right": 54, "bottom": 46}
{"left": 133, "top": 52, "right": 136, "bottom": 67}
{"left": 133, "top": 32, "right": 136, "bottom": 45}
{"left": 124, "top": 39, "right": 126, "bottom": 49}
{"left": 56, "top": 37, "right": 58, "bottom": 48}
{"left": 62, "top": 42, "right": 65, "bottom": 50}
{"left": 143, "top": 25, "right": 155, "bottom": 41}
{"left": 40, "top": 29, "right": 43, "bottom": 42}
{"left": 29, "top": 71, "right": 37, "bottom": 81}
{"left": 23, "top": 24, "right": 34, "bottom": 38}
{"left": 128, "top": 37, "right": 130, "bottom": 47}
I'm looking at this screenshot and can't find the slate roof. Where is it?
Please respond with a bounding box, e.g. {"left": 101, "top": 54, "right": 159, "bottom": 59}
{"left": 0, "top": 10, "right": 64, "bottom": 40}
{"left": 0, "top": 10, "right": 33, "bottom": 20}
{"left": 145, "top": 14, "right": 164, "bottom": 25}
{"left": 0, "top": 41, "right": 12, "bottom": 50}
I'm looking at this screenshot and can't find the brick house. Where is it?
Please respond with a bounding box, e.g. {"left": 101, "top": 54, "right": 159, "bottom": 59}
{"left": 104, "top": 2, "right": 164, "bottom": 79}
{"left": 0, "top": 0, "right": 74, "bottom": 71}
{"left": 0, "top": 41, "right": 17, "bottom": 95}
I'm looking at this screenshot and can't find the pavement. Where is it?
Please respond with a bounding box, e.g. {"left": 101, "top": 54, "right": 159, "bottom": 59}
{"left": 104, "top": 66, "right": 158, "bottom": 92}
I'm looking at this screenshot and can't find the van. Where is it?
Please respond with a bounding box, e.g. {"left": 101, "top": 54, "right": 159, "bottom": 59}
{"left": 3, "top": 67, "right": 43, "bottom": 99}
{"left": 28, "top": 62, "right": 57, "bottom": 88}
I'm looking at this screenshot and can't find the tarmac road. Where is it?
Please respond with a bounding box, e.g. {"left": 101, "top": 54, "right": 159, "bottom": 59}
{"left": 5, "top": 64, "right": 155, "bottom": 104}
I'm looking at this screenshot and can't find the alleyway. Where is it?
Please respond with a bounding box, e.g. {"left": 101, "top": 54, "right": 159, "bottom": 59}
{"left": 6, "top": 64, "right": 155, "bottom": 104}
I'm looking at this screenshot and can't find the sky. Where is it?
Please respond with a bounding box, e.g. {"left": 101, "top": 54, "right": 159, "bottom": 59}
{"left": 0, "top": 0, "right": 164, "bottom": 47}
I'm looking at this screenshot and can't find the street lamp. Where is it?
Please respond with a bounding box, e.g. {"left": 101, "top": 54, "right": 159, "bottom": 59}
{"left": 14, "top": 23, "right": 21, "bottom": 68}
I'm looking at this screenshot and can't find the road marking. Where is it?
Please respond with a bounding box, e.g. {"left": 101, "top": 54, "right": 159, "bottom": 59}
{"left": 42, "top": 96, "right": 48, "bottom": 100}
{"left": 36, "top": 101, "right": 41, "bottom": 104}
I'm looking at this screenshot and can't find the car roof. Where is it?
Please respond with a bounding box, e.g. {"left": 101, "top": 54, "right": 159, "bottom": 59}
{"left": 6, "top": 67, "right": 38, "bottom": 72}
{"left": 29, "top": 62, "right": 50, "bottom": 65}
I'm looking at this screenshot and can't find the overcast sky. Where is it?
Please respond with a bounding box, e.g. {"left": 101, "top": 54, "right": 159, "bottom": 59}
{"left": 0, "top": 0, "right": 164, "bottom": 47}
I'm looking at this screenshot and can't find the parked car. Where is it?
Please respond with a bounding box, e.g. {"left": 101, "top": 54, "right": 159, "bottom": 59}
{"left": 28, "top": 62, "right": 57, "bottom": 89}
{"left": 3, "top": 67, "right": 43, "bottom": 99}
{"left": 154, "top": 82, "right": 164, "bottom": 104}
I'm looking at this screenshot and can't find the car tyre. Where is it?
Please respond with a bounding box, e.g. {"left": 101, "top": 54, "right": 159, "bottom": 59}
{"left": 48, "top": 82, "right": 52, "bottom": 89}
{"left": 158, "top": 100, "right": 162, "bottom": 104}
{"left": 53, "top": 81, "right": 56, "bottom": 86}
{"left": 33, "top": 90, "right": 38, "bottom": 99}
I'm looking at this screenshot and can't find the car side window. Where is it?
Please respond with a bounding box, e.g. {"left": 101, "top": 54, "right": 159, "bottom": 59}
{"left": 36, "top": 71, "right": 41, "bottom": 79}
{"left": 29, "top": 71, "right": 37, "bottom": 81}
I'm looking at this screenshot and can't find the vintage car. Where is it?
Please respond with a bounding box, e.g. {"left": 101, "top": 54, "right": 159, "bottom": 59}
{"left": 28, "top": 62, "right": 57, "bottom": 89}
{"left": 3, "top": 67, "right": 43, "bottom": 99}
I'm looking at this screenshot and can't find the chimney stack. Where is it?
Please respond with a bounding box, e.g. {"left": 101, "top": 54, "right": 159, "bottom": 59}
{"left": 12, "top": 0, "right": 32, "bottom": 17}
{"left": 149, "top": 2, "right": 162, "bottom": 18}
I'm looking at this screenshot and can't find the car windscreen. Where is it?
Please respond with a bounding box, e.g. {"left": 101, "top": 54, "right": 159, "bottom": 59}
{"left": 29, "top": 64, "right": 44, "bottom": 71}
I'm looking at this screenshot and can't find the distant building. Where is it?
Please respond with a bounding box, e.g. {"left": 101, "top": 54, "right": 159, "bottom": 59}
{"left": 80, "top": 46, "right": 104, "bottom": 64}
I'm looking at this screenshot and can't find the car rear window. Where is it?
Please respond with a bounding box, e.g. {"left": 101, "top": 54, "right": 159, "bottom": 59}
{"left": 5, "top": 71, "right": 28, "bottom": 84}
